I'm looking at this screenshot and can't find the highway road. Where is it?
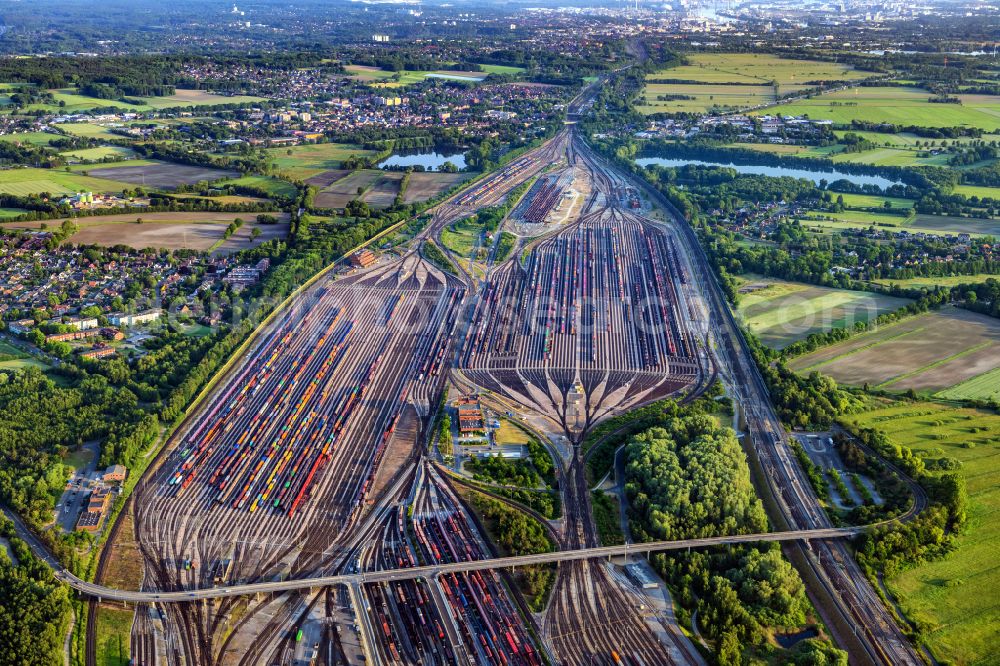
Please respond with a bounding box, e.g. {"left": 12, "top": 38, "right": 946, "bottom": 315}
{"left": 51, "top": 528, "right": 860, "bottom": 603}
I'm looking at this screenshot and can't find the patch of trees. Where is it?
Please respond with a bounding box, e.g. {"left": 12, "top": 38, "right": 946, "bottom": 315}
{"left": 494, "top": 231, "right": 517, "bottom": 263}
{"left": 473, "top": 484, "right": 560, "bottom": 520}
{"left": 625, "top": 416, "right": 768, "bottom": 539}
{"left": 626, "top": 416, "right": 842, "bottom": 660}
{"left": 835, "top": 436, "right": 915, "bottom": 524}
{"left": 0, "top": 368, "right": 147, "bottom": 527}
{"left": 750, "top": 336, "right": 864, "bottom": 429}
{"left": 0, "top": 514, "right": 72, "bottom": 666}
{"left": 466, "top": 455, "right": 540, "bottom": 488}
{"left": 421, "top": 240, "right": 457, "bottom": 275}
{"left": 844, "top": 425, "right": 968, "bottom": 577}
{"left": 590, "top": 490, "right": 624, "bottom": 546}
{"left": 464, "top": 490, "right": 554, "bottom": 611}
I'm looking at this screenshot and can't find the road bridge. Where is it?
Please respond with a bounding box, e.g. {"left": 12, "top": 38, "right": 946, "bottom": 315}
{"left": 52, "top": 527, "right": 862, "bottom": 603}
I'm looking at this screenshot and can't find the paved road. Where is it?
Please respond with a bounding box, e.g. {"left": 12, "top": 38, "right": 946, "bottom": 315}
{"left": 49, "top": 527, "right": 860, "bottom": 603}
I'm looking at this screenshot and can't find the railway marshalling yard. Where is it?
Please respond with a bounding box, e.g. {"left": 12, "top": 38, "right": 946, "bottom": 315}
{"left": 88, "top": 126, "right": 919, "bottom": 666}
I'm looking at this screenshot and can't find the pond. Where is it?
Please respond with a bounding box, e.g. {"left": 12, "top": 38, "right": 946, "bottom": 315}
{"left": 635, "top": 156, "right": 902, "bottom": 189}
{"left": 774, "top": 627, "right": 819, "bottom": 648}
{"left": 378, "top": 149, "right": 467, "bottom": 171}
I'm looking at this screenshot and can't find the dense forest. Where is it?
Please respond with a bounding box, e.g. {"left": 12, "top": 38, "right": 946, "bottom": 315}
{"left": 624, "top": 415, "right": 845, "bottom": 664}
{"left": 0, "top": 514, "right": 72, "bottom": 666}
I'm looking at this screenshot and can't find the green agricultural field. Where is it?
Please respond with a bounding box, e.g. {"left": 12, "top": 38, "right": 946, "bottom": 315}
{"left": 639, "top": 83, "right": 775, "bottom": 114}
{"left": 735, "top": 275, "right": 909, "bottom": 348}
{"left": 872, "top": 274, "right": 1000, "bottom": 289}
{"left": 0, "top": 207, "right": 28, "bottom": 219}
{"left": 56, "top": 123, "right": 122, "bottom": 140}
{"left": 641, "top": 53, "right": 868, "bottom": 115}
{"left": 762, "top": 87, "right": 1000, "bottom": 131}
{"left": 266, "top": 142, "right": 375, "bottom": 179}
{"left": 226, "top": 175, "right": 298, "bottom": 199}
{"left": 836, "top": 192, "right": 914, "bottom": 210}
{"left": 0, "top": 167, "right": 129, "bottom": 196}
{"left": 953, "top": 185, "right": 1000, "bottom": 201}
{"left": 42, "top": 89, "right": 146, "bottom": 113}
{"left": 730, "top": 142, "right": 844, "bottom": 158}
{"left": 798, "top": 211, "right": 1000, "bottom": 237}
{"left": 59, "top": 146, "right": 136, "bottom": 161}
{"left": 842, "top": 402, "right": 1000, "bottom": 665}
{"left": 476, "top": 64, "right": 525, "bottom": 76}
{"left": 830, "top": 147, "right": 953, "bottom": 167}
{"left": 911, "top": 214, "right": 1000, "bottom": 237}
{"left": 344, "top": 65, "right": 484, "bottom": 87}
{"left": 344, "top": 65, "right": 398, "bottom": 81}
{"left": 834, "top": 130, "right": 1000, "bottom": 147}
{"left": 936, "top": 366, "right": 1000, "bottom": 401}
{"left": 137, "top": 89, "right": 265, "bottom": 109}
{"left": 665, "top": 53, "right": 868, "bottom": 87}
{"left": 4, "top": 87, "right": 264, "bottom": 114}
{"left": 0, "top": 131, "right": 62, "bottom": 146}
{"left": 66, "top": 159, "right": 158, "bottom": 173}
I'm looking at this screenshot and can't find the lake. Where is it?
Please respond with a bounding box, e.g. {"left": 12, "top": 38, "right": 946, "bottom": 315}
{"left": 635, "top": 156, "right": 902, "bottom": 189}
{"left": 378, "top": 149, "right": 467, "bottom": 171}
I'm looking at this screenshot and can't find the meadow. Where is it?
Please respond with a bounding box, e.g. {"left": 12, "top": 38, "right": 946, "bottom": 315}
{"left": 0, "top": 131, "right": 62, "bottom": 146}
{"left": 440, "top": 215, "right": 484, "bottom": 256}
{"left": 0, "top": 167, "right": 129, "bottom": 196}
{"left": 762, "top": 87, "right": 1000, "bottom": 131}
{"left": 56, "top": 123, "right": 124, "bottom": 140}
{"left": 640, "top": 53, "right": 868, "bottom": 115}
{"left": 871, "top": 274, "right": 1000, "bottom": 289}
{"left": 226, "top": 174, "right": 299, "bottom": 199}
{"left": 94, "top": 605, "right": 133, "bottom": 666}
{"left": 266, "top": 142, "right": 375, "bottom": 179}
{"left": 788, "top": 307, "right": 1000, "bottom": 396}
{"left": 842, "top": 401, "right": 1000, "bottom": 665}
{"left": 830, "top": 147, "right": 953, "bottom": 168}
{"left": 0, "top": 207, "right": 28, "bottom": 219}
{"left": 58, "top": 146, "right": 137, "bottom": 162}
{"left": 736, "top": 275, "right": 909, "bottom": 348}
{"left": 1, "top": 86, "right": 265, "bottom": 114}
{"left": 835, "top": 192, "right": 914, "bottom": 209}
{"left": 799, "top": 211, "right": 1000, "bottom": 237}
{"left": 953, "top": 185, "right": 1000, "bottom": 201}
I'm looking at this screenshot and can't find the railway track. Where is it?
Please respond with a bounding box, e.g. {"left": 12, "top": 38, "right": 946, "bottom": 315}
{"left": 579, "top": 137, "right": 925, "bottom": 666}
{"left": 13, "top": 74, "right": 929, "bottom": 666}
